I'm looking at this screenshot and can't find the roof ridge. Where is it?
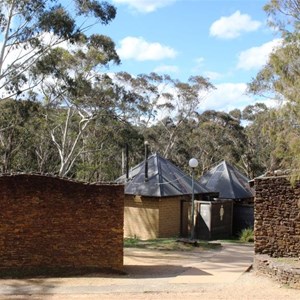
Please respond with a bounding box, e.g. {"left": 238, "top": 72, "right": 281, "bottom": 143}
{"left": 120, "top": 153, "right": 211, "bottom": 197}
{"left": 155, "top": 152, "right": 164, "bottom": 196}
{"left": 223, "top": 161, "right": 237, "bottom": 198}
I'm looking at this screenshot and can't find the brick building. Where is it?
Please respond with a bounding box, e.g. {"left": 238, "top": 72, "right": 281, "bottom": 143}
{"left": 199, "top": 160, "right": 254, "bottom": 235}
{"left": 117, "top": 153, "right": 215, "bottom": 240}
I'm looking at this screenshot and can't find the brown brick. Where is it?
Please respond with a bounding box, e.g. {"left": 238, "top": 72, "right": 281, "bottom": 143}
{"left": 124, "top": 195, "right": 187, "bottom": 240}
{"left": 0, "top": 174, "right": 124, "bottom": 277}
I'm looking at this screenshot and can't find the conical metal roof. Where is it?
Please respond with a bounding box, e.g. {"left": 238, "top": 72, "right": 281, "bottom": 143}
{"left": 199, "top": 160, "right": 254, "bottom": 199}
{"left": 116, "top": 153, "right": 212, "bottom": 197}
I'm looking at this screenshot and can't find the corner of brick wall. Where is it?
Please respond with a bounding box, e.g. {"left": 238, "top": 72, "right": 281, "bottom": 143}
{"left": 0, "top": 174, "right": 124, "bottom": 277}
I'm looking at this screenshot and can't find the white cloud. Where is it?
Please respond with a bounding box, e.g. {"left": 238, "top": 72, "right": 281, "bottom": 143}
{"left": 117, "top": 36, "right": 177, "bottom": 61}
{"left": 153, "top": 65, "right": 179, "bottom": 73}
{"left": 201, "top": 82, "right": 279, "bottom": 112}
{"left": 203, "top": 71, "right": 223, "bottom": 81}
{"left": 195, "top": 57, "right": 204, "bottom": 65}
{"left": 202, "top": 83, "right": 248, "bottom": 111}
{"left": 0, "top": 32, "right": 72, "bottom": 99}
{"left": 237, "top": 38, "right": 282, "bottom": 70}
{"left": 210, "top": 11, "right": 261, "bottom": 39}
{"left": 112, "top": 0, "right": 177, "bottom": 13}
{"left": 192, "top": 57, "right": 205, "bottom": 73}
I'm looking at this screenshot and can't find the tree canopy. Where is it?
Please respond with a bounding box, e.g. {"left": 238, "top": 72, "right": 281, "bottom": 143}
{"left": 248, "top": 0, "right": 300, "bottom": 180}
{"left": 0, "top": 0, "right": 298, "bottom": 182}
{"left": 0, "top": 0, "right": 117, "bottom": 100}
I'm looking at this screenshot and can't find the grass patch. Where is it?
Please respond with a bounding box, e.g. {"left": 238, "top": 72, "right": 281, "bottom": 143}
{"left": 124, "top": 237, "right": 140, "bottom": 248}
{"left": 124, "top": 237, "right": 221, "bottom": 251}
{"left": 274, "top": 257, "right": 300, "bottom": 267}
{"left": 239, "top": 228, "right": 254, "bottom": 243}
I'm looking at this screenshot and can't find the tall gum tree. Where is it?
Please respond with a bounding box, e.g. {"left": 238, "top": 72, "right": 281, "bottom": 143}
{"left": 0, "top": 0, "right": 120, "bottom": 176}
{"left": 114, "top": 72, "right": 215, "bottom": 160}
{"left": 0, "top": 0, "right": 117, "bottom": 100}
{"left": 248, "top": 0, "right": 300, "bottom": 179}
{"left": 32, "top": 42, "right": 120, "bottom": 177}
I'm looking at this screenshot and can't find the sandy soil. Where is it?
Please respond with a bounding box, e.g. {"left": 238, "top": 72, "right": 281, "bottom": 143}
{"left": 0, "top": 246, "right": 298, "bottom": 300}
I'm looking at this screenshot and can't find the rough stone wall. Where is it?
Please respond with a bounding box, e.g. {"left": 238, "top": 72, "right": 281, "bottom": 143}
{"left": 254, "top": 176, "right": 300, "bottom": 257}
{"left": 0, "top": 174, "right": 124, "bottom": 276}
{"left": 254, "top": 254, "right": 300, "bottom": 289}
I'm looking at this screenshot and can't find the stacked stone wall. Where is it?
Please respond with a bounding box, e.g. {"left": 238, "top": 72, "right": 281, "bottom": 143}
{"left": 254, "top": 176, "right": 300, "bottom": 257}
{"left": 254, "top": 255, "right": 300, "bottom": 289}
{"left": 0, "top": 174, "right": 124, "bottom": 277}
{"left": 254, "top": 175, "right": 300, "bottom": 289}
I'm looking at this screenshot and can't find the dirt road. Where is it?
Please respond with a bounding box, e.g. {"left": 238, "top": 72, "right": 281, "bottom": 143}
{"left": 0, "top": 243, "right": 298, "bottom": 300}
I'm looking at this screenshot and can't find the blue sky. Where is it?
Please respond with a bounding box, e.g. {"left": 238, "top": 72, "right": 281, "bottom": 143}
{"left": 96, "top": 0, "right": 281, "bottom": 113}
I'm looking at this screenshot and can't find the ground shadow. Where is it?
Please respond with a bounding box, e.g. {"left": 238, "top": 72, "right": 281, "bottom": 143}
{"left": 123, "top": 264, "right": 212, "bottom": 278}
{"left": 3, "top": 278, "right": 59, "bottom": 298}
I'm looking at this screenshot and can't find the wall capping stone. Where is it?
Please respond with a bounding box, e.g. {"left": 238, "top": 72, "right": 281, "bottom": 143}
{"left": 0, "top": 172, "right": 123, "bottom": 186}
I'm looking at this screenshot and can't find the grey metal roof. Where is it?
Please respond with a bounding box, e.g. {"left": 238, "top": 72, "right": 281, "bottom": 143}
{"left": 199, "top": 160, "right": 254, "bottom": 199}
{"left": 116, "top": 153, "right": 212, "bottom": 197}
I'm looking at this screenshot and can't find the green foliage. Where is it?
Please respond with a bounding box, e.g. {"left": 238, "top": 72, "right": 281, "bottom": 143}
{"left": 239, "top": 228, "right": 254, "bottom": 243}
{"left": 0, "top": 99, "right": 59, "bottom": 173}
{"left": 0, "top": 0, "right": 117, "bottom": 100}
{"left": 247, "top": 0, "right": 300, "bottom": 179}
{"left": 124, "top": 237, "right": 140, "bottom": 248}
{"left": 263, "top": 0, "right": 300, "bottom": 38}
{"left": 39, "top": 5, "right": 76, "bottom": 39}
{"left": 242, "top": 103, "right": 283, "bottom": 177}
{"left": 75, "top": 0, "right": 117, "bottom": 24}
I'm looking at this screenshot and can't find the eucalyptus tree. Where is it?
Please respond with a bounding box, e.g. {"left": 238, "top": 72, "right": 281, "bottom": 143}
{"left": 114, "top": 72, "right": 216, "bottom": 160}
{"left": 0, "top": 99, "right": 30, "bottom": 172}
{"left": 142, "top": 108, "right": 248, "bottom": 177}
{"left": 191, "top": 110, "right": 248, "bottom": 175}
{"left": 31, "top": 39, "right": 120, "bottom": 177}
{"left": 76, "top": 118, "right": 144, "bottom": 182}
{"left": 241, "top": 103, "right": 276, "bottom": 177}
{"left": 0, "top": 0, "right": 119, "bottom": 177}
{"left": 248, "top": 0, "right": 300, "bottom": 178}
{"left": 159, "top": 76, "right": 215, "bottom": 159}
{"left": 0, "top": 0, "right": 116, "bottom": 100}
{"left": 0, "top": 99, "right": 58, "bottom": 173}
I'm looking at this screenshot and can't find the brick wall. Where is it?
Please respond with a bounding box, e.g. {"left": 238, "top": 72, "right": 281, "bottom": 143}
{"left": 159, "top": 197, "right": 182, "bottom": 238}
{"left": 0, "top": 174, "right": 124, "bottom": 277}
{"left": 124, "top": 195, "right": 184, "bottom": 240}
{"left": 124, "top": 195, "right": 159, "bottom": 240}
{"left": 254, "top": 176, "right": 300, "bottom": 257}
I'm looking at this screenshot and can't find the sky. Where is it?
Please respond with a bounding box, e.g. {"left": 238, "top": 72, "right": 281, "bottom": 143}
{"left": 94, "top": 0, "right": 281, "bottom": 113}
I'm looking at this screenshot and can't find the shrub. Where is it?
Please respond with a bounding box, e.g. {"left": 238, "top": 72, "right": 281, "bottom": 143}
{"left": 239, "top": 228, "right": 254, "bottom": 243}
